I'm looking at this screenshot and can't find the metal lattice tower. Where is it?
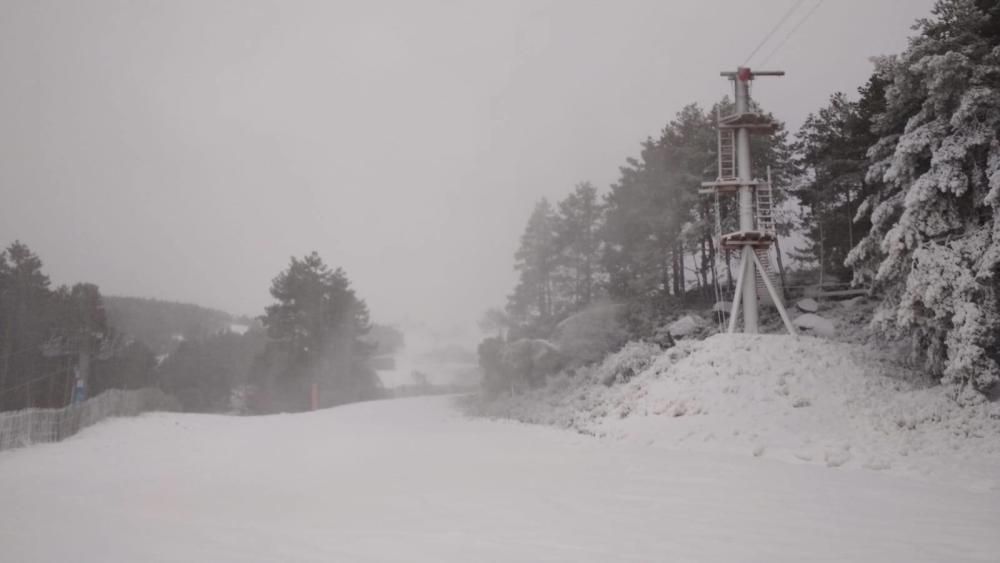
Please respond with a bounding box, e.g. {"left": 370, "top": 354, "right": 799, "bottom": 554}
{"left": 700, "top": 67, "right": 796, "bottom": 336}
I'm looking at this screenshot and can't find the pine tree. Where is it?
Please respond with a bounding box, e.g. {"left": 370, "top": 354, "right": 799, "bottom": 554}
{"left": 52, "top": 283, "right": 111, "bottom": 404}
{"left": 792, "top": 77, "right": 886, "bottom": 282}
{"left": 553, "top": 182, "right": 604, "bottom": 312}
{"left": 847, "top": 0, "right": 1000, "bottom": 400}
{"left": 0, "top": 241, "right": 54, "bottom": 409}
{"left": 601, "top": 101, "right": 791, "bottom": 317}
{"left": 507, "top": 199, "right": 559, "bottom": 333}
{"left": 260, "top": 252, "right": 378, "bottom": 409}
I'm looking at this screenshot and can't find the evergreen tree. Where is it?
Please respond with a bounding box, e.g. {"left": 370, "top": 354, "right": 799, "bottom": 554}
{"left": 792, "top": 77, "right": 886, "bottom": 282}
{"left": 507, "top": 199, "right": 559, "bottom": 333}
{"left": 258, "top": 252, "right": 378, "bottom": 409}
{"left": 159, "top": 329, "right": 266, "bottom": 412}
{"left": 660, "top": 104, "right": 719, "bottom": 300}
{"left": 57, "top": 283, "right": 110, "bottom": 401}
{"left": 0, "top": 242, "right": 54, "bottom": 409}
{"left": 600, "top": 101, "right": 791, "bottom": 320}
{"left": 847, "top": 0, "right": 1000, "bottom": 400}
{"left": 601, "top": 137, "right": 682, "bottom": 310}
{"left": 553, "top": 182, "right": 604, "bottom": 313}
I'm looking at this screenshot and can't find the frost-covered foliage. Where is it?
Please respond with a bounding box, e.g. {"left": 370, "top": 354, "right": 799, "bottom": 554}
{"left": 552, "top": 301, "right": 629, "bottom": 366}
{"left": 847, "top": 0, "right": 1000, "bottom": 400}
{"left": 478, "top": 337, "right": 566, "bottom": 396}
{"left": 593, "top": 341, "right": 663, "bottom": 386}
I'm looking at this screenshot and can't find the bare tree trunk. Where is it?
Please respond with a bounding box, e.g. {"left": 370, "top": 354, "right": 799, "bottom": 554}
{"left": 725, "top": 248, "right": 734, "bottom": 296}
{"left": 675, "top": 241, "right": 686, "bottom": 300}
{"left": 692, "top": 246, "right": 703, "bottom": 298}
{"left": 669, "top": 246, "right": 677, "bottom": 297}
{"left": 774, "top": 236, "right": 789, "bottom": 302}
{"left": 707, "top": 225, "right": 719, "bottom": 294}
{"left": 846, "top": 187, "right": 854, "bottom": 251}
{"left": 818, "top": 217, "right": 826, "bottom": 288}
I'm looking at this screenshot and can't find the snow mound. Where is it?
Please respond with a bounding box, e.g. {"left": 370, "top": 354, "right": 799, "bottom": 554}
{"left": 475, "top": 334, "right": 1000, "bottom": 488}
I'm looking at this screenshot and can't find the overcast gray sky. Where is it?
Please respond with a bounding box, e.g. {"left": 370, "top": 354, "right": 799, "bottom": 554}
{"left": 0, "top": 0, "right": 935, "bottom": 329}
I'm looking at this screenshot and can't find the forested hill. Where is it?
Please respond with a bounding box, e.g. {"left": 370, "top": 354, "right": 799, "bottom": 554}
{"left": 103, "top": 296, "right": 246, "bottom": 354}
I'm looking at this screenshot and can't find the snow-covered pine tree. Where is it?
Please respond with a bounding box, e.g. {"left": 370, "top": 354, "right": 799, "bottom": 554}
{"left": 846, "top": 0, "right": 1000, "bottom": 402}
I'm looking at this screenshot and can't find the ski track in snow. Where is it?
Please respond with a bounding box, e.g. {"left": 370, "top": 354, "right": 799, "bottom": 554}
{"left": 1, "top": 395, "right": 998, "bottom": 562}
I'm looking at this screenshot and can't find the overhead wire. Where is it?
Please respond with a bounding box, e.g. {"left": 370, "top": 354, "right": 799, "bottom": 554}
{"left": 742, "top": 0, "right": 808, "bottom": 66}
{"left": 0, "top": 365, "right": 70, "bottom": 397}
{"left": 0, "top": 345, "right": 46, "bottom": 364}
{"left": 759, "top": 0, "right": 826, "bottom": 67}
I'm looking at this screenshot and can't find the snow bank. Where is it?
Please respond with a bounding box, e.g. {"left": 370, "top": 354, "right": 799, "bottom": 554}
{"left": 475, "top": 334, "right": 1000, "bottom": 489}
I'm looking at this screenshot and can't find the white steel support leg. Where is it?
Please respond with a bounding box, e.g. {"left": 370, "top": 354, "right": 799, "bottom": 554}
{"left": 735, "top": 73, "right": 758, "bottom": 334}
{"left": 741, "top": 244, "right": 758, "bottom": 333}
{"left": 727, "top": 247, "right": 750, "bottom": 334}
{"left": 750, "top": 250, "right": 798, "bottom": 336}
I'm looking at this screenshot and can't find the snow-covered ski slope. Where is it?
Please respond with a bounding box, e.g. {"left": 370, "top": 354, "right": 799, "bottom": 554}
{"left": 1, "top": 395, "right": 998, "bottom": 562}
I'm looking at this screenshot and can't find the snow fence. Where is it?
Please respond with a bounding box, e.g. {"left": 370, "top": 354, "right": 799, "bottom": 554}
{"left": 0, "top": 388, "right": 179, "bottom": 452}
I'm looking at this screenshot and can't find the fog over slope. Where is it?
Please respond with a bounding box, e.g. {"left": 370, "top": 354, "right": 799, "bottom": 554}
{"left": 0, "top": 0, "right": 934, "bottom": 330}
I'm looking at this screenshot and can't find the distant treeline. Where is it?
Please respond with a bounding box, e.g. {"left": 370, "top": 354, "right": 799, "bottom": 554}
{"left": 103, "top": 296, "right": 245, "bottom": 355}
{"left": 0, "top": 242, "right": 404, "bottom": 414}
{"left": 488, "top": 0, "right": 1000, "bottom": 403}
{"left": 0, "top": 241, "right": 158, "bottom": 411}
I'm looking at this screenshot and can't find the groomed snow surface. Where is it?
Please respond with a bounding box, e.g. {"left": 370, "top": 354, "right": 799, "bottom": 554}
{"left": 2, "top": 335, "right": 999, "bottom": 562}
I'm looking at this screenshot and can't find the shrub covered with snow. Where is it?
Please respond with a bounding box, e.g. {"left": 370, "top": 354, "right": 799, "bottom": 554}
{"left": 552, "top": 302, "right": 629, "bottom": 366}
{"left": 593, "top": 341, "right": 663, "bottom": 386}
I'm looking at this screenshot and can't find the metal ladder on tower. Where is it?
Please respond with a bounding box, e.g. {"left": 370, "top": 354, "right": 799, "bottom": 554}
{"left": 717, "top": 110, "right": 737, "bottom": 181}
{"left": 755, "top": 179, "right": 775, "bottom": 236}
{"left": 754, "top": 247, "right": 777, "bottom": 299}
{"left": 754, "top": 169, "right": 780, "bottom": 302}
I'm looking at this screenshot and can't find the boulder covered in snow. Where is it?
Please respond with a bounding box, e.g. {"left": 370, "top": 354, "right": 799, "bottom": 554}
{"left": 796, "top": 298, "right": 819, "bottom": 313}
{"left": 668, "top": 315, "right": 705, "bottom": 338}
{"left": 711, "top": 301, "right": 732, "bottom": 313}
{"left": 793, "top": 313, "right": 835, "bottom": 337}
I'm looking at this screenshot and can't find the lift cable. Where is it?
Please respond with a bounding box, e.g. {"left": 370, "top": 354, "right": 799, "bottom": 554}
{"left": 742, "top": 0, "right": 807, "bottom": 66}
{"left": 759, "top": 0, "right": 826, "bottom": 67}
